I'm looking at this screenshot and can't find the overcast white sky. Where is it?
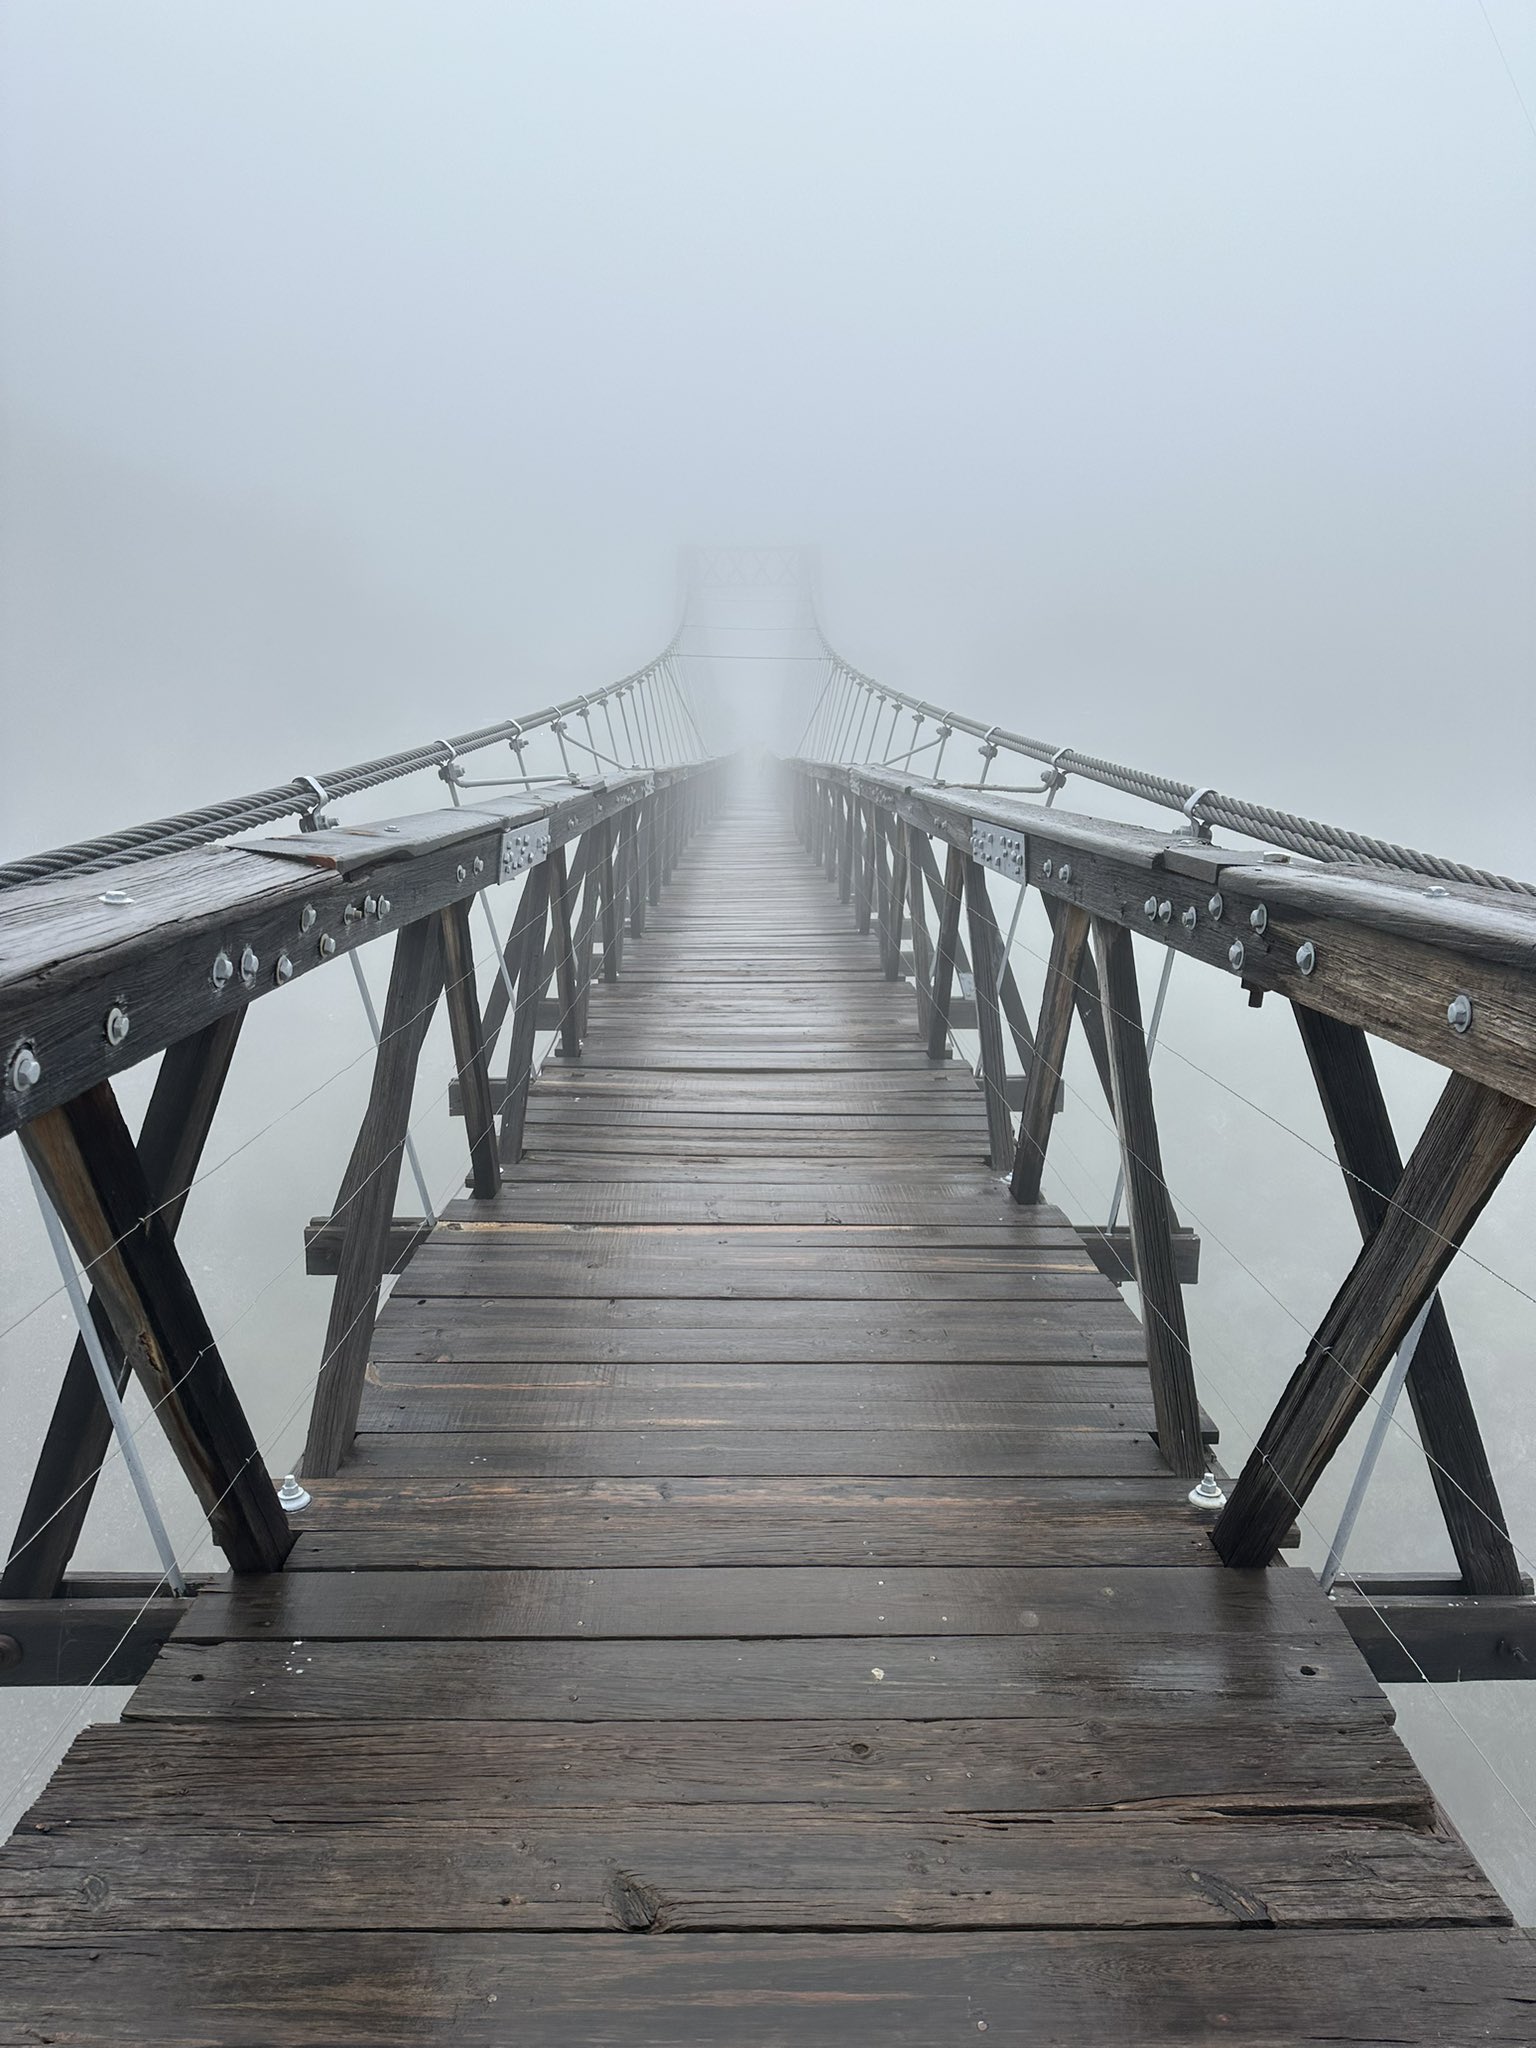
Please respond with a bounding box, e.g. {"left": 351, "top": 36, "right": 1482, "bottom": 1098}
{"left": 1, "top": 0, "right": 1532, "bottom": 854}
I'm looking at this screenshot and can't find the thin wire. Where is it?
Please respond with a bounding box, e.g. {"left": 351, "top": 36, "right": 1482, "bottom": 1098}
{"left": 1478, "top": 0, "right": 1536, "bottom": 141}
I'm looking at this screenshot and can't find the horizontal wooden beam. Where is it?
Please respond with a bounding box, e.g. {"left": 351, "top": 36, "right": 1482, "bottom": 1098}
{"left": 0, "top": 767, "right": 719, "bottom": 1140}
{"left": 0, "top": 1597, "right": 190, "bottom": 1687}
{"left": 800, "top": 763, "right": 1536, "bottom": 1108}
{"left": 1332, "top": 1578, "right": 1536, "bottom": 1683}
{"left": 1078, "top": 1225, "right": 1200, "bottom": 1288}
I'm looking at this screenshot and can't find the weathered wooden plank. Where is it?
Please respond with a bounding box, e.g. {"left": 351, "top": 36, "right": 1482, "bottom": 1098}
{"left": 925, "top": 842, "right": 966, "bottom": 1059}
{"left": 1012, "top": 901, "right": 1089, "bottom": 1203}
{"left": 284, "top": 1476, "right": 1220, "bottom": 1570}
{"left": 5, "top": 1927, "right": 1533, "bottom": 2047}
{"left": 127, "top": 1625, "right": 1387, "bottom": 1724}
{"left": 0, "top": 1597, "right": 190, "bottom": 1687}
{"left": 175, "top": 1564, "right": 1325, "bottom": 1643}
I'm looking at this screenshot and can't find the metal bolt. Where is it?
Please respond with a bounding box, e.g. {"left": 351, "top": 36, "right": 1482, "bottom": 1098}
{"left": 473, "top": 855, "right": 485, "bottom": 876}
{"left": 1058, "top": 862, "right": 1072, "bottom": 883}
{"left": 1181, "top": 906, "right": 1197, "bottom": 931}
{"left": 300, "top": 904, "right": 317, "bottom": 932}
{"left": 104, "top": 1004, "right": 131, "bottom": 1047}
{"left": 1207, "top": 893, "right": 1224, "bottom": 920}
{"left": 210, "top": 950, "right": 234, "bottom": 989}
{"left": 1249, "top": 904, "right": 1268, "bottom": 934}
{"left": 1157, "top": 900, "right": 1171, "bottom": 923}
{"left": 1188, "top": 1470, "right": 1228, "bottom": 1510}
{"left": 1228, "top": 940, "right": 1245, "bottom": 971}
{"left": 456, "top": 864, "right": 468, "bottom": 883}
{"left": 364, "top": 895, "right": 378, "bottom": 916}
{"left": 343, "top": 903, "right": 364, "bottom": 923}
{"left": 319, "top": 934, "right": 337, "bottom": 958}
{"left": 240, "top": 946, "right": 260, "bottom": 984}
{"left": 274, "top": 953, "right": 294, "bottom": 984}
{"left": 1143, "top": 896, "right": 1158, "bottom": 919}
{"left": 1425, "top": 885, "right": 1448, "bottom": 899}
{"left": 1295, "top": 941, "right": 1316, "bottom": 975}
{"left": 1447, "top": 992, "right": 1473, "bottom": 1034}
{"left": 377, "top": 896, "right": 392, "bottom": 917}
{"left": 276, "top": 1474, "right": 311, "bottom": 1512}
{"left": 1041, "top": 859, "right": 1053, "bottom": 879}
{"left": 98, "top": 888, "right": 133, "bottom": 906}
{"left": 8, "top": 1045, "right": 41, "bottom": 1092}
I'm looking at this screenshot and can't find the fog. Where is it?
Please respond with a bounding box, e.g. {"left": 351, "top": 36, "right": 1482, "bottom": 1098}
{"left": 2, "top": 1, "right": 1534, "bottom": 1916}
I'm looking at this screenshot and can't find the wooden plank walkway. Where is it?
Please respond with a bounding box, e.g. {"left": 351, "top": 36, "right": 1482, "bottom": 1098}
{"left": 2, "top": 787, "right": 1533, "bottom": 2042}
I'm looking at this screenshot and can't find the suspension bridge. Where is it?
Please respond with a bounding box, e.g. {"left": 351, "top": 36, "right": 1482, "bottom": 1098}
{"left": 0, "top": 549, "right": 1533, "bottom": 2040}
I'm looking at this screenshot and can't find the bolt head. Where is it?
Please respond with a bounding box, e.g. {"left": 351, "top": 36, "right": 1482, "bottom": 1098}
{"left": 319, "top": 934, "right": 337, "bottom": 958}
{"left": 104, "top": 1004, "right": 130, "bottom": 1047}
{"left": 1295, "top": 940, "right": 1316, "bottom": 975}
{"left": 377, "top": 897, "right": 392, "bottom": 917}
{"left": 98, "top": 888, "right": 133, "bottom": 906}
{"left": 1041, "top": 858, "right": 1053, "bottom": 879}
{"left": 1447, "top": 992, "right": 1473, "bottom": 1034}
{"left": 300, "top": 905, "right": 317, "bottom": 933}
{"left": 473, "top": 855, "right": 485, "bottom": 875}
{"left": 1181, "top": 906, "right": 1198, "bottom": 931}
{"left": 1228, "top": 940, "right": 1246, "bottom": 971}
{"left": 275, "top": 953, "right": 294, "bottom": 984}
{"left": 1157, "top": 900, "right": 1171, "bottom": 923}
{"left": 1207, "top": 893, "right": 1224, "bottom": 920}
{"left": 240, "top": 946, "right": 259, "bottom": 984}
{"left": 211, "top": 950, "right": 234, "bottom": 988}
{"left": 364, "top": 895, "right": 378, "bottom": 916}
{"left": 456, "top": 864, "right": 468, "bottom": 883}
{"left": 8, "top": 1046, "right": 41, "bottom": 1091}
{"left": 1058, "top": 862, "right": 1072, "bottom": 884}
{"left": 1143, "top": 896, "right": 1158, "bottom": 919}
{"left": 1249, "top": 904, "right": 1268, "bottom": 933}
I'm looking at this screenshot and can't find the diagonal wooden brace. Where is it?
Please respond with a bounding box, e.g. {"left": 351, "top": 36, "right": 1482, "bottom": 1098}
{"left": 1214, "top": 1070, "right": 1536, "bottom": 1567}
{"left": 22, "top": 1077, "right": 293, "bottom": 1574}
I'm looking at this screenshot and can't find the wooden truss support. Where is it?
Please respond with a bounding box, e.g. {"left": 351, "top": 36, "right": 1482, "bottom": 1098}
{"left": 1214, "top": 1069, "right": 1536, "bottom": 1566}
{"left": 884, "top": 817, "right": 908, "bottom": 982}
{"left": 1011, "top": 903, "right": 1090, "bottom": 1205}
{"left": 905, "top": 824, "right": 935, "bottom": 1036}
{"left": 599, "top": 819, "right": 621, "bottom": 983}
{"left": 1092, "top": 918, "right": 1204, "bottom": 1477}
{"left": 436, "top": 900, "right": 500, "bottom": 1201}
{"left": 498, "top": 858, "right": 554, "bottom": 1166}
{"left": 1292, "top": 1006, "right": 1522, "bottom": 1596}
{"left": 856, "top": 801, "right": 876, "bottom": 936}
{"left": 925, "top": 844, "right": 967, "bottom": 1061}
{"left": 302, "top": 916, "right": 446, "bottom": 1478}
{"left": 548, "top": 841, "right": 585, "bottom": 1059}
{"left": 963, "top": 858, "right": 1014, "bottom": 1168}
{"left": 840, "top": 791, "right": 855, "bottom": 905}
{"left": 627, "top": 804, "right": 647, "bottom": 936}
{"left": 2, "top": 1014, "right": 246, "bottom": 1599}
{"left": 22, "top": 1077, "right": 293, "bottom": 1573}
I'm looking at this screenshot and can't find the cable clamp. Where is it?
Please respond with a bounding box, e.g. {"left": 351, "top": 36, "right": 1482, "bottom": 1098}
{"left": 978, "top": 726, "right": 1000, "bottom": 761}
{"left": 295, "top": 774, "right": 333, "bottom": 832}
{"left": 1182, "top": 785, "right": 1217, "bottom": 842}
{"left": 433, "top": 738, "right": 464, "bottom": 785}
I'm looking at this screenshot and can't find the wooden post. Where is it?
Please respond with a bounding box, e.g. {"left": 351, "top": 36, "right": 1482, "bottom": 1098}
{"left": 498, "top": 859, "right": 553, "bottom": 1165}
{"left": 1042, "top": 896, "right": 1115, "bottom": 1108}
{"left": 436, "top": 899, "right": 500, "bottom": 1201}
{"left": 599, "top": 819, "right": 621, "bottom": 983}
{"left": 885, "top": 817, "right": 908, "bottom": 982}
{"left": 1010, "top": 903, "right": 1089, "bottom": 1205}
{"left": 964, "top": 858, "right": 1014, "bottom": 1168}
{"left": 302, "top": 916, "right": 446, "bottom": 1478}
{"left": 856, "top": 801, "right": 876, "bottom": 935}
{"left": 548, "top": 842, "right": 584, "bottom": 1058}
{"left": 626, "top": 806, "right": 646, "bottom": 936}
{"left": 840, "top": 791, "right": 855, "bottom": 905}
{"left": 1092, "top": 918, "right": 1204, "bottom": 1477}
{"left": 1292, "top": 1006, "right": 1521, "bottom": 1595}
{"left": 23, "top": 1079, "right": 294, "bottom": 1573}
{"left": 906, "top": 824, "right": 935, "bottom": 1036}
{"left": 3, "top": 1015, "right": 245, "bottom": 1599}
{"left": 926, "top": 844, "right": 966, "bottom": 1060}
{"left": 572, "top": 834, "right": 602, "bottom": 1037}
{"left": 647, "top": 793, "right": 663, "bottom": 908}
{"left": 1215, "top": 1069, "right": 1535, "bottom": 1568}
